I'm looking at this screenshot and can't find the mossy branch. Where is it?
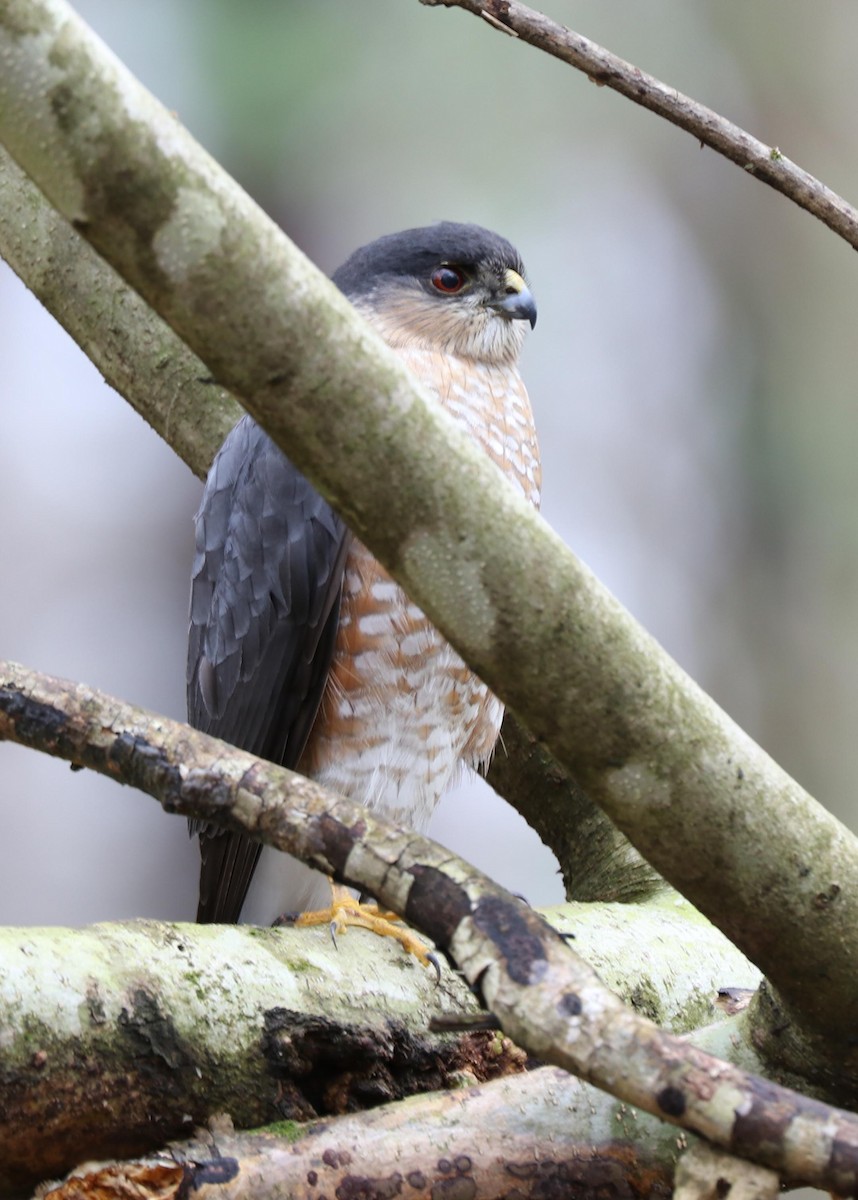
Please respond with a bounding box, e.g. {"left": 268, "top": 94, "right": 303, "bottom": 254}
{"left": 0, "top": 901, "right": 755, "bottom": 1195}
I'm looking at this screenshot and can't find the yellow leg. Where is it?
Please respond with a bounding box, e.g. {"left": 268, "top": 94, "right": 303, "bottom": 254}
{"left": 286, "top": 881, "right": 439, "bottom": 975}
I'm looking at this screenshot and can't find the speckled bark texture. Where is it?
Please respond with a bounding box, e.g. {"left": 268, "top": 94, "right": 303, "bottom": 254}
{"left": 2, "top": 663, "right": 858, "bottom": 1194}
{"left": 42, "top": 1074, "right": 681, "bottom": 1200}
{"left": 3, "top": 1, "right": 858, "bottom": 1062}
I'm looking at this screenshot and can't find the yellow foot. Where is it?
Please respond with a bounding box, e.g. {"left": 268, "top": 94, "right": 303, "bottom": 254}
{"left": 281, "top": 883, "right": 440, "bottom": 977}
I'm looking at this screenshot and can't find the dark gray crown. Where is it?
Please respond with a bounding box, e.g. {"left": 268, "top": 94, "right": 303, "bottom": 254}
{"left": 332, "top": 221, "right": 525, "bottom": 298}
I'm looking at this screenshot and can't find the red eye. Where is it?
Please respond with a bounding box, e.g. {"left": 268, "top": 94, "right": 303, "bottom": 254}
{"left": 430, "top": 266, "right": 466, "bottom": 294}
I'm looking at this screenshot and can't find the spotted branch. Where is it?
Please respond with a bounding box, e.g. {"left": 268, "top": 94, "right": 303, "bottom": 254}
{"left": 41, "top": 1075, "right": 679, "bottom": 1200}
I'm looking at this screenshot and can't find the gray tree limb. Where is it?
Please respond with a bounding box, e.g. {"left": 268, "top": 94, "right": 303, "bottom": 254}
{"left": 674, "top": 1144, "right": 779, "bottom": 1200}
{"left": 1, "top": 661, "right": 856, "bottom": 1195}
{"left": 419, "top": 0, "right": 858, "bottom": 251}
{"left": 488, "top": 715, "right": 662, "bottom": 901}
{"left": 0, "top": 143, "right": 237, "bottom": 478}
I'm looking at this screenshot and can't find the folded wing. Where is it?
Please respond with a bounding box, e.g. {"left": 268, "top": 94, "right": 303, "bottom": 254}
{"left": 187, "top": 414, "right": 350, "bottom": 923}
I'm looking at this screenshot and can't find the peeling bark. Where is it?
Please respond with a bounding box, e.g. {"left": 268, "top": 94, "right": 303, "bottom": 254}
{"left": 0, "top": 920, "right": 518, "bottom": 1195}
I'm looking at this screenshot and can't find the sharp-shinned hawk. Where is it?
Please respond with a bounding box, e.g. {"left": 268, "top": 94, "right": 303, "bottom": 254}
{"left": 188, "top": 221, "right": 541, "bottom": 936}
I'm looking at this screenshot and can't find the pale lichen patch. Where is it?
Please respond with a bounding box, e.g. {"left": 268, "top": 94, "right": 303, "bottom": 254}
{"left": 153, "top": 184, "right": 226, "bottom": 282}
{"left": 0, "top": 23, "right": 87, "bottom": 220}
{"left": 108, "top": 58, "right": 208, "bottom": 171}
{"left": 401, "top": 529, "right": 497, "bottom": 658}
{"left": 605, "top": 762, "right": 672, "bottom": 812}
{"left": 344, "top": 836, "right": 413, "bottom": 915}
{"left": 230, "top": 785, "right": 265, "bottom": 836}
{"left": 0, "top": 2, "right": 52, "bottom": 37}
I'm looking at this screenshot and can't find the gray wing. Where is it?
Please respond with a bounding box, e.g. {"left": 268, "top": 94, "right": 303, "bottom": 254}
{"left": 187, "top": 414, "right": 350, "bottom": 923}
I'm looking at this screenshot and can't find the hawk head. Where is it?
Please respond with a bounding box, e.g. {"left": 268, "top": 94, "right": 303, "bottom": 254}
{"left": 332, "top": 221, "right": 536, "bottom": 365}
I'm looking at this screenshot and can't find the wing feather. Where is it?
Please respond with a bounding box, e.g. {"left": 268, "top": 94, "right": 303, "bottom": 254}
{"left": 187, "top": 415, "right": 350, "bottom": 923}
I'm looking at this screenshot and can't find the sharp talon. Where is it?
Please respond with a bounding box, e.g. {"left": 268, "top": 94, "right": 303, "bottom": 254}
{"left": 288, "top": 879, "right": 434, "bottom": 968}
{"left": 426, "top": 951, "right": 442, "bottom": 984}
{"left": 559, "top": 930, "right": 576, "bottom": 941}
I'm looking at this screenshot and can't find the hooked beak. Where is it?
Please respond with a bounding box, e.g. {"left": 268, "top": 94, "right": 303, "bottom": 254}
{"left": 487, "top": 268, "right": 537, "bottom": 329}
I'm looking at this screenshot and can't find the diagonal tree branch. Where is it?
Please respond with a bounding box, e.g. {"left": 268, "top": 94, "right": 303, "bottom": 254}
{"left": 1, "top": 0, "right": 857, "bottom": 1053}
{"left": 1, "top": 660, "right": 857, "bottom": 1194}
{"left": 419, "top": 0, "right": 858, "bottom": 251}
{"left": 488, "top": 715, "right": 662, "bottom": 901}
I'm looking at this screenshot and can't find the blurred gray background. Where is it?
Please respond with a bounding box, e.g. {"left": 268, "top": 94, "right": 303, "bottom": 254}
{"left": 2, "top": 1, "right": 857, "bottom": 925}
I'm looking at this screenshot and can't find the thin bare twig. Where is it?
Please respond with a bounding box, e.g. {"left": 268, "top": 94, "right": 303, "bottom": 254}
{"left": 2, "top": 661, "right": 858, "bottom": 1194}
{"left": 420, "top": 0, "right": 858, "bottom": 250}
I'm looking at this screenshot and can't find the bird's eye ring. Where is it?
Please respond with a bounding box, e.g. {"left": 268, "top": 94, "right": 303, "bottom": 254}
{"left": 430, "top": 265, "right": 466, "bottom": 294}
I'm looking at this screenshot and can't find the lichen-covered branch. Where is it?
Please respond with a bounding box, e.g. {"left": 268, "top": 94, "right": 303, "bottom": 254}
{"left": 42, "top": 1079, "right": 680, "bottom": 1200}
{"left": 1, "top": 662, "right": 857, "bottom": 1194}
{"left": 419, "top": 0, "right": 858, "bottom": 251}
{"left": 0, "top": 906, "right": 755, "bottom": 1195}
{"left": 0, "top": 918, "right": 494, "bottom": 1196}
{"left": 0, "top": 142, "right": 655, "bottom": 904}
{"left": 673, "top": 1144, "right": 780, "bottom": 1200}
{"left": 2, "top": 2, "right": 857, "bottom": 1052}
{"left": 0, "top": 890, "right": 755, "bottom": 1195}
